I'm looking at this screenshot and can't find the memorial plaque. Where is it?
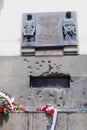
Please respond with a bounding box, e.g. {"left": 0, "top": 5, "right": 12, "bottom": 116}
{"left": 22, "top": 12, "right": 77, "bottom": 48}
{"left": 36, "top": 13, "right": 62, "bottom": 46}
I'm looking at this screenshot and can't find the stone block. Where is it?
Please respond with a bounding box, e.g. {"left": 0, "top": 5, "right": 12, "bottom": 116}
{"left": 68, "top": 114, "right": 87, "bottom": 130}
{"left": 63, "top": 46, "right": 78, "bottom": 55}
{"left": 21, "top": 48, "right": 35, "bottom": 56}
{"left": 56, "top": 114, "right": 67, "bottom": 130}
{"left": 35, "top": 49, "right": 63, "bottom": 56}
{"left": 0, "top": 113, "right": 28, "bottom": 130}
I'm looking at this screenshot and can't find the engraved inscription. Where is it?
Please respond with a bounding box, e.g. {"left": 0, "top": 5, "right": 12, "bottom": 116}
{"left": 37, "top": 15, "right": 61, "bottom": 44}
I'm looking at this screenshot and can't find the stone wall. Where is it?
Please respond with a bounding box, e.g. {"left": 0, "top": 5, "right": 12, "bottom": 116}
{"left": 0, "top": 112, "right": 87, "bottom": 130}
{"left": 0, "top": 55, "right": 87, "bottom": 129}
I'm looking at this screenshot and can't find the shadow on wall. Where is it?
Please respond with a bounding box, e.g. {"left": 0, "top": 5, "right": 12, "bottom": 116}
{"left": 0, "top": 114, "right": 9, "bottom": 127}
{"left": 0, "top": 0, "right": 4, "bottom": 13}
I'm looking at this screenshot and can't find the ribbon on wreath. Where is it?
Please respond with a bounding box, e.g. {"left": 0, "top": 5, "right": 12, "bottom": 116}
{"left": 36, "top": 104, "right": 59, "bottom": 130}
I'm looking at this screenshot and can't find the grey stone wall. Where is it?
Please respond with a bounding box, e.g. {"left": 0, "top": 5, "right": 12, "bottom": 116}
{"left": 1, "top": 112, "right": 87, "bottom": 130}
{"left": 0, "top": 55, "right": 87, "bottom": 129}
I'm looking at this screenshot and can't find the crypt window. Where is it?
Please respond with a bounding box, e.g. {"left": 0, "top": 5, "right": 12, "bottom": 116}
{"left": 30, "top": 76, "right": 70, "bottom": 88}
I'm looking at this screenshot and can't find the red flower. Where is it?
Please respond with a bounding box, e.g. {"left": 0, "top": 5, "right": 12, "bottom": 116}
{"left": 36, "top": 108, "right": 41, "bottom": 111}
{"left": 42, "top": 104, "right": 49, "bottom": 111}
{"left": 0, "top": 109, "right": 2, "bottom": 113}
{"left": 47, "top": 109, "right": 54, "bottom": 115}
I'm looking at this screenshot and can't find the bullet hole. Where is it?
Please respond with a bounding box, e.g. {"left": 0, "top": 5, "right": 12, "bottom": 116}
{"left": 37, "top": 90, "right": 43, "bottom": 99}
{"left": 39, "top": 95, "right": 43, "bottom": 98}
{"left": 28, "top": 66, "right": 31, "bottom": 69}
{"left": 24, "top": 59, "right": 29, "bottom": 62}
{"left": 39, "top": 64, "right": 42, "bottom": 67}
{"left": 28, "top": 66, "right": 32, "bottom": 73}
{"left": 37, "top": 90, "right": 42, "bottom": 95}
{"left": 28, "top": 97, "right": 31, "bottom": 100}
{"left": 36, "top": 62, "right": 39, "bottom": 64}
{"left": 49, "top": 65, "right": 53, "bottom": 71}
{"left": 48, "top": 60, "right": 51, "bottom": 63}
{"left": 59, "top": 97, "right": 63, "bottom": 100}
{"left": 49, "top": 92, "right": 55, "bottom": 97}
{"left": 57, "top": 104, "right": 60, "bottom": 107}
{"left": 42, "top": 60, "right": 45, "bottom": 63}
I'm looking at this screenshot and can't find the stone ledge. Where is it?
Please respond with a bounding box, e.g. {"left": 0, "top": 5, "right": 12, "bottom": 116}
{"left": 63, "top": 46, "right": 78, "bottom": 55}
{"left": 21, "top": 46, "right": 78, "bottom": 56}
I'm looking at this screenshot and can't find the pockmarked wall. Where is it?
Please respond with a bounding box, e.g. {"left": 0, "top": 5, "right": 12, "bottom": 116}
{"left": 0, "top": 1, "right": 87, "bottom": 130}
{"left": 0, "top": 55, "right": 87, "bottom": 130}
